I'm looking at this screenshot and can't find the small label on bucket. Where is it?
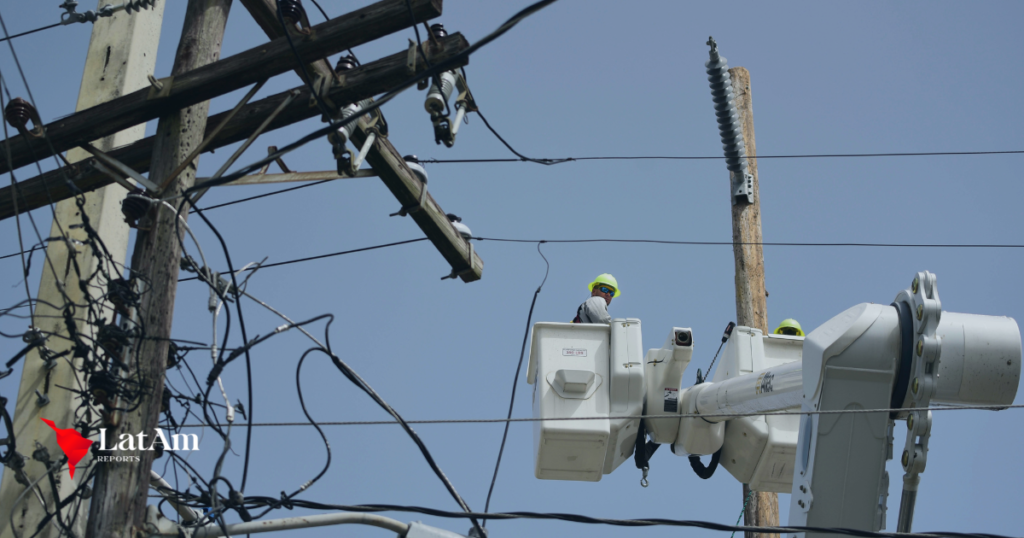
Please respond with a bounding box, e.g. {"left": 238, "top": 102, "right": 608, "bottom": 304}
{"left": 561, "top": 348, "right": 587, "bottom": 357}
{"left": 664, "top": 387, "right": 679, "bottom": 412}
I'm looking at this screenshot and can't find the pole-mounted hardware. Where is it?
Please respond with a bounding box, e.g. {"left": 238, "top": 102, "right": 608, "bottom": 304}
{"left": 705, "top": 37, "right": 753, "bottom": 205}
{"left": 893, "top": 271, "right": 941, "bottom": 532}
{"left": 422, "top": 24, "right": 478, "bottom": 148}
{"left": 60, "top": 0, "right": 158, "bottom": 25}
{"left": 329, "top": 58, "right": 384, "bottom": 178}
{"left": 4, "top": 97, "right": 45, "bottom": 139}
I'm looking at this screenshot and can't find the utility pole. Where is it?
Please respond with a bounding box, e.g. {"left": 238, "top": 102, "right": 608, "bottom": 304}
{"left": 0, "top": 4, "right": 164, "bottom": 538}
{"left": 705, "top": 38, "right": 779, "bottom": 537}
{"left": 729, "top": 66, "right": 780, "bottom": 537}
{"left": 85, "top": 2, "right": 231, "bottom": 538}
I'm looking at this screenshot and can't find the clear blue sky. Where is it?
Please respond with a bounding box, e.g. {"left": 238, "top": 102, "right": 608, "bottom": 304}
{"left": 1, "top": 1, "right": 1022, "bottom": 536}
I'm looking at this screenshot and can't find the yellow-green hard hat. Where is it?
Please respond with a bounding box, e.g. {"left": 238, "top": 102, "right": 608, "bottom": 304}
{"left": 588, "top": 273, "right": 621, "bottom": 297}
{"left": 774, "top": 319, "right": 805, "bottom": 336}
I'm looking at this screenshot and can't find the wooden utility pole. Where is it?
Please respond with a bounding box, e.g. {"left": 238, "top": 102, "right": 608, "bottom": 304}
{"left": 85, "top": 2, "right": 231, "bottom": 537}
{"left": 0, "top": 5, "right": 164, "bottom": 538}
{"left": 726, "top": 66, "right": 780, "bottom": 537}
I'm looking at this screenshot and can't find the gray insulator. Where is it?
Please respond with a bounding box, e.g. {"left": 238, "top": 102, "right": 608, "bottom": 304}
{"left": 424, "top": 71, "right": 457, "bottom": 115}
{"left": 706, "top": 41, "right": 747, "bottom": 175}
{"left": 335, "top": 99, "right": 372, "bottom": 143}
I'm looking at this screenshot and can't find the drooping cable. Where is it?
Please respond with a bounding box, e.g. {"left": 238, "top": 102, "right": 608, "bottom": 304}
{"left": 482, "top": 241, "right": 548, "bottom": 525}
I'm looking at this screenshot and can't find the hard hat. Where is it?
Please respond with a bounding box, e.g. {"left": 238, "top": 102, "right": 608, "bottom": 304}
{"left": 774, "top": 319, "right": 805, "bottom": 337}
{"left": 588, "top": 273, "right": 621, "bottom": 298}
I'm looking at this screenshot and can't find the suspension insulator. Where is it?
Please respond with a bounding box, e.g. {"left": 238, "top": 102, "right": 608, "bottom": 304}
{"left": 4, "top": 98, "right": 44, "bottom": 138}
{"left": 705, "top": 37, "right": 747, "bottom": 175}
{"left": 279, "top": 0, "right": 306, "bottom": 27}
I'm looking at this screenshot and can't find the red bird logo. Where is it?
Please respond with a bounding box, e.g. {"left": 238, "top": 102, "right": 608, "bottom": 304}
{"left": 40, "top": 418, "right": 93, "bottom": 479}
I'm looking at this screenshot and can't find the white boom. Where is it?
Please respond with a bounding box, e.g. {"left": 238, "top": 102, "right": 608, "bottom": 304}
{"left": 526, "top": 271, "right": 1021, "bottom": 535}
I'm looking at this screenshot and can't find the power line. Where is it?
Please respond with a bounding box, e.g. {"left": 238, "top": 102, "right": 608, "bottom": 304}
{"left": 419, "top": 149, "right": 1024, "bottom": 164}
{"left": 474, "top": 237, "right": 1024, "bottom": 248}
{"left": 0, "top": 23, "right": 60, "bottom": 44}
{"left": 173, "top": 403, "right": 1024, "bottom": 428}
{"left": 483, "top": 242, "right": 549, "bottom": 525}
{"left": 8, "top": 234, "right": 1024, "bottom": 271}
{"left": 240, "top": 500, "right": 1015, "bottom": 538}
{"left": 177, "top": 238, "right": 429, "bottom": 282}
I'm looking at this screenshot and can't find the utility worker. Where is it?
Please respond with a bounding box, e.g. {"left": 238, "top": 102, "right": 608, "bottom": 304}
{"left": 572, "top": 273, "right": 620, "bottom": 324}
{"left": 773, "top": 318, "right": 805, "bottom": 337}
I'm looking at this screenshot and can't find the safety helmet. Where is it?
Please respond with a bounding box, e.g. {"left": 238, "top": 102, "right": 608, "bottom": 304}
{"left": 588, "top": 273, "right": 621, "bottom": 298}
{"left": 774, "top": 319, "right": 805, "bottom": 337}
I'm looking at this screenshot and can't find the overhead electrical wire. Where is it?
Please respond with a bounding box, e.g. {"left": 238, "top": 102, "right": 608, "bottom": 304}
{"left": 176, "top": 238, "right": 429, "bottom": 282}
{"left": 171, "top": 403, "right": 1024, "bottom": 428}
{"left": 0, "top": 22, "right": 60, "bottom": 44}
{"left": 482, "top": 242, "right": 549, "bottom": 526}
{"left": 215, "top": 500, "right": 1016, "bottom": 538}
{"left": 418, "top": 149, "right": 1024, "bottom": 164}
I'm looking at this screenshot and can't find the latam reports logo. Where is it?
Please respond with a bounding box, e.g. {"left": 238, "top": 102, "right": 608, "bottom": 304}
{"left": 40, "top": 419, "right": 93, "bottom": 479}
{"left": 41, "top": 418, "right": 200, "bottom": 478}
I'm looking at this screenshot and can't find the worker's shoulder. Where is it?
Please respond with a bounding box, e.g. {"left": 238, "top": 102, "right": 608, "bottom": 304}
{"left": 583, "top": 296, "right": 607, "bottom": 309}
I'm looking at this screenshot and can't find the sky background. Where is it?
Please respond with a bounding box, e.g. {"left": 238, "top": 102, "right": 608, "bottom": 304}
{"left": 1, "top": 1, "right": 1023, "bottom": 537}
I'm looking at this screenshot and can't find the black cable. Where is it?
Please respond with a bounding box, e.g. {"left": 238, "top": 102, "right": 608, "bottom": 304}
{"left": 236, "top": 500, "right": 1014, "bottom": 538}
{"left": 192, "top": 179, "right": 334, "bottom": 212}
{"left": 0, "top": 22, "right": 60, "bottom": 43}
{"left": 178, "top": 238, "right": 429, "bottom": 282}
{"left": 165, "top": 234, "right": 1024, "bottom": 287}
{"left": 289, "top": 346, "right": 332, "bottom": 496}
{"left": 314, "top": 316, "right": 484, "bottom": 534}
{"left": 474, "top": 237, "right": 1024, "bottom": 248}
{"left": 482, "top": 242, "right": 548, "bottom": 526}
{"left": 699, "top": 322, "right": 735, "bottom": 384}
{"left": 419, "top": 149, "right": 1024, "bottom": 164}
{"left": 475, "top": 109, "right": 570, "bottom": 165}
{"left": 276, "top": 2, "right": 334, "bottom": 122}
{"left": 306, "top": 0, "right": 357, "bottom": 61}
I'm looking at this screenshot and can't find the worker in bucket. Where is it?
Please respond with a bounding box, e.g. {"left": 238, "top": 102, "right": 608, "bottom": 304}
{"left": 773, "top": 318, "right": 805, "bottom": 336}
{"left": 572, "top": 273, "right": 620, "bottom": 324}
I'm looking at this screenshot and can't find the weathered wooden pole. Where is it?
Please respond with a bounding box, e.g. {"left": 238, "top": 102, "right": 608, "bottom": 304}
{"left": 85, "top": 2, "right": 232, "bottom": 537}
{"left": 0, "top": 4, "right": 164, "bottom": 538}
{"left": 726, "top": 66, "right": 780, "bottom": 538}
